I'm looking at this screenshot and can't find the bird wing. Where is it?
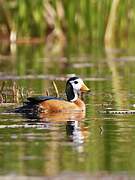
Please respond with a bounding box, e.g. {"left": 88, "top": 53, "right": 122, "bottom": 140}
{"left": 27, "top": 96, "right": 64, "bottom": 104}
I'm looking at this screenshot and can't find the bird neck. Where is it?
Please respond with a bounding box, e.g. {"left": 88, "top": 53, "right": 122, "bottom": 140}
{"left": 66, "top": 83, "right": 79, "bottom": 102}
{"left": 73, "top": 98, "right": 86, "bottom": 111}
{"left": 70, "top": 90, "right": 78, "bottom": 102}
{"left": 66, "top": 85, "right": 85, "bottom": 111}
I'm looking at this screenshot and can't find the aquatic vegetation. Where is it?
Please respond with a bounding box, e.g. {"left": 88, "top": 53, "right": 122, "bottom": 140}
{"left": 0, "top": 81, "right": 26, "bottom": 104}
{"left": 0, "top": 80, "right": 60, "bottom": 104}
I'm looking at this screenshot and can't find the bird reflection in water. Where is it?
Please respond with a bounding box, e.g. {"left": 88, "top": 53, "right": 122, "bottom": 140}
{"left": 66, "top": 120, "right": 86, "bottom": 153}
{"left": 22, "top": 110, "right": 89, "bottom": 151}
{"left": 40, "top": 111, "right": 89, "bottom": 152}
{"left": 66, "top": 121, "right": 84, "bottom": 144}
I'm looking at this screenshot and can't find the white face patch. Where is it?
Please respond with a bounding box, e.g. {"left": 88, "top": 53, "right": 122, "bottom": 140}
{"left": 70, "top": 78, "right": 84, "bottom": 92}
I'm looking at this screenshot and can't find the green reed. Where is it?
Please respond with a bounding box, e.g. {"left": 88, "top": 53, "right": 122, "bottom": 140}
{"left": 0, "top": 0, "right": 135, "bottom": 47}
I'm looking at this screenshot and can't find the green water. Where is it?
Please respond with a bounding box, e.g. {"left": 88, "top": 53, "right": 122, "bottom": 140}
{"left": 0, "top": 43, "right": 135, "bottom": 178}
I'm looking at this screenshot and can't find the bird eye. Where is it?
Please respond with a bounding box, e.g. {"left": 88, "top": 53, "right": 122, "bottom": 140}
{"left": 74, "top": 81, "right": 78, "bottom": 84}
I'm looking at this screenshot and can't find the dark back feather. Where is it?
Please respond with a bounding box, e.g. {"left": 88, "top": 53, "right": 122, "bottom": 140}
{"left": 27, "top": 96, "right": 64, "bottom": 104}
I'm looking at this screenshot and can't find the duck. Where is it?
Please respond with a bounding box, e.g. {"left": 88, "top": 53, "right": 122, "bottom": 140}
{"left": 18, "top": 76, "right": 90, "bottom": 115}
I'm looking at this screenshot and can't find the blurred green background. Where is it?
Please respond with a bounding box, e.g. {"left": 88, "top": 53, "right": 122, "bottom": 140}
{"left": 0, "top": 0, "right": 135, "bottom": 49}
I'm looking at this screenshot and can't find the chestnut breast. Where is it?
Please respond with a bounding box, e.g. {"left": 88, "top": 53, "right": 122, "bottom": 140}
{"left": 39, "top": 98, "right": 85, "bottom": 113}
